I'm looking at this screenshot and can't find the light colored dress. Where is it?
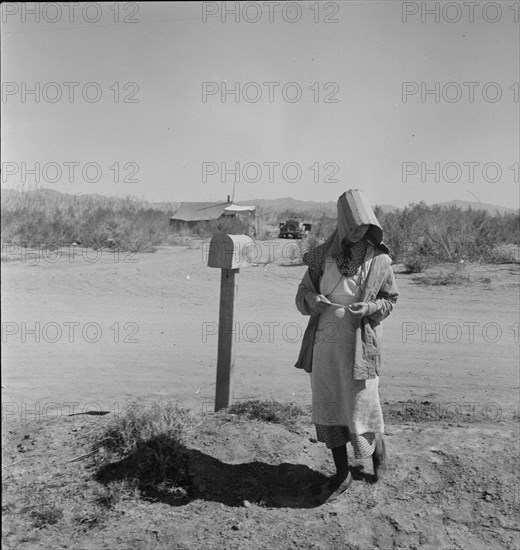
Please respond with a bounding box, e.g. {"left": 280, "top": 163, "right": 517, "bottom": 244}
{"left": 310, "top": 247, "right": 384, "bottom": 458}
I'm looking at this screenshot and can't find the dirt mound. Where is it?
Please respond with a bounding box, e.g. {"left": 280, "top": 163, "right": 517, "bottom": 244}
{"left": 3, "top": 408, "right": 519, "bottom": 549}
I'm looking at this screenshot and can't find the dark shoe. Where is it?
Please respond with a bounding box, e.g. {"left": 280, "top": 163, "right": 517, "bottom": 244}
{"left": 372, "top": 435, "right": 388, "bottom": 480}
{"left": 318, "top": 471, "right": 353, "bottom": 504}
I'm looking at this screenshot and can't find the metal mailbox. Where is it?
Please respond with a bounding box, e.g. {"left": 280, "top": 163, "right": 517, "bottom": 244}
{"left": 206, "top": 233, "right": 256, "bottom": 411}
{"left": 207, "top": 233, "right": 255, "bottom": 270}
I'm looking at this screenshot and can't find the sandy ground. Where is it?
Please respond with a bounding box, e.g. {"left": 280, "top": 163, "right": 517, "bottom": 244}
{"left": 2, "top": 243, "right": 519, "bottom": 549}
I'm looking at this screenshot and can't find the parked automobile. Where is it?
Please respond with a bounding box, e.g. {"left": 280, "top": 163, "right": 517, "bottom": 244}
{"left": 278, "top": 218, "right": 312, "bottom": 239}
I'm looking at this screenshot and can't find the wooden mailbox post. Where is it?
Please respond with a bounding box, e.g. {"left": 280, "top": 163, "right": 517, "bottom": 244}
{"left": 207, "top": 233, "right": 255, "bottom": 411}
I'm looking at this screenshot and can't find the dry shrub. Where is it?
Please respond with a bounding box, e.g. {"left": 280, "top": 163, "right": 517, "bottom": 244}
{"left": 489, "top": 244, "right": 520, "bottom": 264}
{"left": 404, "top": 255, "right": 424, "bottom": 274}
{"left": 191, "top": 216, "right": 252, "bottom": 238}
{"left": 1, "top": 189, "right": 176, "bottom": 252}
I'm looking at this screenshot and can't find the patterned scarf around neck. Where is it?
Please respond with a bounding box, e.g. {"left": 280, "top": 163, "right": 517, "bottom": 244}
{"left": 304, "top": 237, "right": 368, "bottom": 278}
{"left": 331, "top": 239, "right": 368, "bottom": 277}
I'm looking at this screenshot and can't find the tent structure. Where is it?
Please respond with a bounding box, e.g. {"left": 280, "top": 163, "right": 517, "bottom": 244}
{"left": 222, "top": 204, "right": 256, "bottom": 216}
{"left": 170, "top": 201, "right": 256, "bottom": 230}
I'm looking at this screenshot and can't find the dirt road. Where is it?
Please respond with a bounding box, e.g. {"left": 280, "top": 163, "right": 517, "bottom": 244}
{"left": 2, "top": 243, "right": 518, "bottom": 412}
{"left": 2, "top": 244, "right": 519, "bottom": 549}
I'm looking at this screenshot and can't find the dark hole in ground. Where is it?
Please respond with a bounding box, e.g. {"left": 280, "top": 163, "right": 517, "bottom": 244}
{"left": 68, "top": 411, "right": 112, "bottom": 416}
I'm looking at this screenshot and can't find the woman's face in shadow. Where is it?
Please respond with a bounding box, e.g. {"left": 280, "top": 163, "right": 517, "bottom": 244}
{"left": 342, "top": 224, "right": 369, "bottom": 246}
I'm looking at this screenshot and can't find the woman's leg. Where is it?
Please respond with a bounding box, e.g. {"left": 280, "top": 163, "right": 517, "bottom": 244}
{"left": 331, "top": 444, "right": 349, "bottom": 480}
{"left": 372, "top": 433, "right": 388, "bottom": 479}
{"left": 315, "top": 426, "right": 353, "bottom": 500}
{"left": 319, "top": 443, "right": 352, "bottom": 502}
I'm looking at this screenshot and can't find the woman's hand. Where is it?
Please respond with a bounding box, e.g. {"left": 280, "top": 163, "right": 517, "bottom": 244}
{"left": 348, "top": 302, "right": 369, "bottom": 318}
{"left": 313, "top": 294, "right": 332, "bottom": 313}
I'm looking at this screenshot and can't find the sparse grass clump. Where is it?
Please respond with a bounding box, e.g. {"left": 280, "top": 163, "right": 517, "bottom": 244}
{"left": 412, "top": 272, "right": 471, "bottom": 286}
{"left": 411, "top": 261, "right": 475, "bottom": 286}
{"left": 99, "top": 402, "right": 193, "bottom": 456}
{"left": 228, "top": 400, "right": 303, "bottom": 426}
{"left": 93, "top": 479, "right": 139, "bottom": 508}
{"left": 95, "top": 402, "right": 195, "bottom": 501}
{"left": 29, "top": 505, "right": 64, "bottom": 528}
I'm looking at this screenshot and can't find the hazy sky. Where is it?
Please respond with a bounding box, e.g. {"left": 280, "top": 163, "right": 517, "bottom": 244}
{"left": 1, "top": 1, "right": 519, "bottom": 208}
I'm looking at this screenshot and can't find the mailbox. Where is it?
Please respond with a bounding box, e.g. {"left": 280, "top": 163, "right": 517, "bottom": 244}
{"left": 206, "top": 232, "right": 256, "bottom": 411}
{"left": 207, "top": 233, "right": 256, "bottom": 270}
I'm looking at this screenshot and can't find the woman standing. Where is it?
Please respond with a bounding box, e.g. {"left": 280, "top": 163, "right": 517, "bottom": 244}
{"left": 295, "top": 189, "right": 398, "bottom": 502}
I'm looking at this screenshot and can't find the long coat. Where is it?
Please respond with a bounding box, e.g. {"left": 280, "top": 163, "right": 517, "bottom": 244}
{"left": 294, "top": 247, "right": 398, "bottom": 380}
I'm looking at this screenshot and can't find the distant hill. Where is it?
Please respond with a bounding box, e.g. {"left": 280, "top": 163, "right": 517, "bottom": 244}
{"left": 1, "top": 189, "right": 516, "bottom": 217}
{"left": 238, "top": 197, "right": 336, "bottom": 211}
